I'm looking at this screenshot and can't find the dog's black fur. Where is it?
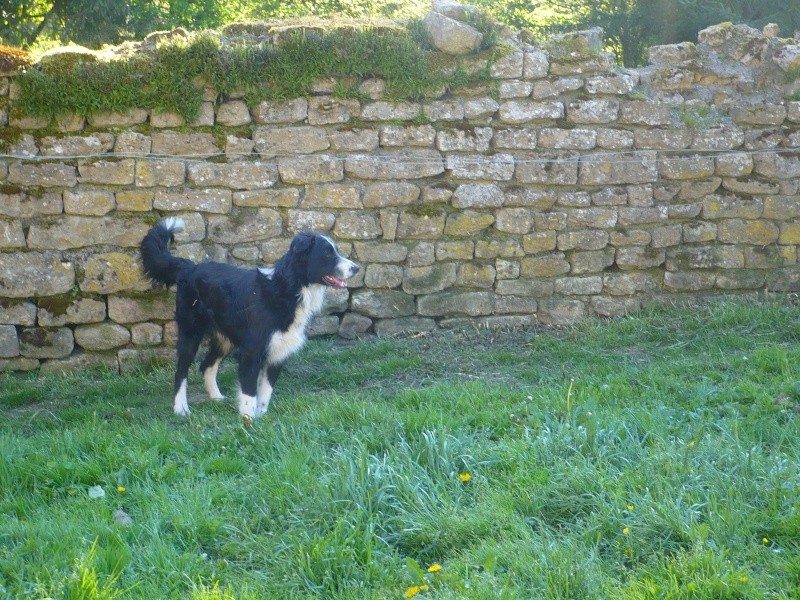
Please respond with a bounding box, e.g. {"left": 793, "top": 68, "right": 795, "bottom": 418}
{"left": 139, "top": 217, "right": 359, "bottom": 418}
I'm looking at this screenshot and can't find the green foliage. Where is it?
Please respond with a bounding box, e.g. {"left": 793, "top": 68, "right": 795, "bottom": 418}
{"left": 1, "top": 299, "right": 800, "bottom": 597}
{"left": 14, "top": 26, "right": 493, "bottom": 122}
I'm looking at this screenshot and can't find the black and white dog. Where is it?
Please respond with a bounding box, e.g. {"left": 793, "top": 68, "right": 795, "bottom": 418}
{"left": 139, "top": 217, "right": 359, "bottom": 418}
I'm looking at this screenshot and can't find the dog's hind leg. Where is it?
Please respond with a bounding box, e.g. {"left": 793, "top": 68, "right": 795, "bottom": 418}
{"left": 199, "top": 333, "right": 231, "bottom": 400}
{"left": 256, "top": 364, "right": 283, "bottom": 417}
{"left": 174, "top": 330, "right": 203, "bottom": 416}
{"left": 237, "top": 355, "right": 260, "bottom": 419}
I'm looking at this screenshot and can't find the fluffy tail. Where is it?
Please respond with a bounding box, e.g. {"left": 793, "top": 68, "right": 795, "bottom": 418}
{"left": 140, "top": 217, "right": 192, "bottom": 286}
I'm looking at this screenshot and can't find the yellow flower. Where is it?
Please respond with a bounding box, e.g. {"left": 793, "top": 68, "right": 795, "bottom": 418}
{"left": 117, "top": 486, "right": 126, "bottom": 494}
{"left": 404, "top": 584, "right": 429, "bottom": 598}
{"left": 458, "top": 472, "right": 472, "bottom": 483}
{"left": 623, "top": 527, "right": 630, "bottom": 535}
{"left": 427, "top": 563, "right": 442, "bottom": 573}
{"left": 763, "top": 537, "right": 770, "bottom": 544}
{"left": 626, "top": 504, "right": 634, "bottom": 511}
{"left": 739, "top": 576, "right": 749, "bottom": 583}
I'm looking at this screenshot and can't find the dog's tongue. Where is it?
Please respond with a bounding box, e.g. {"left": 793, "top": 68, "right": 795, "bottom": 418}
{"left": 323, "top": 275, "right": 348, "bottom": 289}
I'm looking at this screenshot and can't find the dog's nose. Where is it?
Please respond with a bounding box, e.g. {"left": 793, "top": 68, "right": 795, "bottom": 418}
{"left": 350, "top": 262, "right": 360, "bottom": 276}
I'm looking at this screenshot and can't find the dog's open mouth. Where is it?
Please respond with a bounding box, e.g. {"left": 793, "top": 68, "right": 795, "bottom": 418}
{"left": 322, "top": 275, "right": 348, "bottom": 289}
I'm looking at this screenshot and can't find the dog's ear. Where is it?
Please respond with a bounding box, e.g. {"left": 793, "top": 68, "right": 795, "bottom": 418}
{"left": 290, "top": 233, "right": 314, "bottom": 255}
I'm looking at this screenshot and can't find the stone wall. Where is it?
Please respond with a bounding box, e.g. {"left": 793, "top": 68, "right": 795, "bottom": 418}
{"left": 1, "top": 5, "right": 800, "bottom": 373}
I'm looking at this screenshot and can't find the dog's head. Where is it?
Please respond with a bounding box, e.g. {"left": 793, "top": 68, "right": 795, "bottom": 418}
{"left": 287, "top": 232, "right": 359, "bottom": 289}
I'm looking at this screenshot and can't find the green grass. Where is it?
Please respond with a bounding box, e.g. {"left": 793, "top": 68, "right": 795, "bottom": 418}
{"left": 15, "top": 23, "right": 497, "bottom": 123}
{"left": 2, "top": 298, "right": 800, "bottom": 599}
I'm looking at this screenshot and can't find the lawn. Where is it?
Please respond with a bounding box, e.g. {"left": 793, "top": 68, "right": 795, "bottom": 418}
{"left": 1, "top": 299, "right": 800, "bottom": 599}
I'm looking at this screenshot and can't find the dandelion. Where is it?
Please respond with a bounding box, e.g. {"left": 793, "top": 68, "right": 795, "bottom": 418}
{"left": 427, "top": 564, "right": 442, "bottom": 573}
{"left": 117, "top": 486, "right": 126, "bottom": 494}
{"left": 763, "top": 537, "right": 770, "bottom": 545}
{"left": 623, "top": 527, "right": 630, "bottom": 535}
{"left": 739, "top": 576, "right": 749, "bottom": 583}
{"left": 404, "top": 584, "right": 429, "bottom": 598}
{"left": 458, "top": 472, "right": 472, "bottom": 483}
{"left": 626, "top": 504, "right": 634, "bottom": 511}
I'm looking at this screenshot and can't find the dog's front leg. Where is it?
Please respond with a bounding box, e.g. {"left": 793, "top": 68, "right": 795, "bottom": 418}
{"left": 256, "top": 364, "right": 283, "bottom": 417}
{"left": 237, "top": 356, "right": 260, "bottom": 419}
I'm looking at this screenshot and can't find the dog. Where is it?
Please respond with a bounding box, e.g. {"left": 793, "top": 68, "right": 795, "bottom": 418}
{"left": 139, "top": 217, "right": 359, "bottom": 418}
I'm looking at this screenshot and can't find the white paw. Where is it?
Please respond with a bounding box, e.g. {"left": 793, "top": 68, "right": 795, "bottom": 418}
{"left": 174, "top": 405, "right": 191, "bottom": 416}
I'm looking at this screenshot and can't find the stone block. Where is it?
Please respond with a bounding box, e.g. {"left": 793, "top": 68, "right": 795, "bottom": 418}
{"left": 570, "top": 249, "right": 616, "bottom": 274}
{"left": 130, "top": 323, "right": 162, "bottom": 346}
{"left": 287, "top": 210, "right": 336, "bottom": 232}
{"left": 494, "top": 208, "right": 533, "bottom": 234}
{"left": 618, "top": 206, "right": 669, "bottom": 226}
{"left": 254, "top": 126, "right": 329, "bottom": 155}
{"left": 307, "top": 315, "right": 340, "bottom": 338}
{"left": 457, "top": 263, "right": 495, "bottom": 288}
{"left": 537, "top": 297, "right": 586, "bottom": 325}
{"left": 436, "top": 127, "right": 492, "bottom": 152}
{"left": 19, "top": 327, "right": 74, "bottom": 359}
{"left": 417, "top": 290, "right": 493, "bottom": 317}
{"left": 1, "top": 300, "right": 36, "bottom": 326}
{"left": 659, "top": 155, "right": 717, "bottom": 180}
{"left": 108, "top": 294, "right": 175, "bottom": 324}
{"left": 557, "top": 230, "right": 609, "bottom": 251}
{"left": 363, "top": 182, "right": 419, "bottom": 208}
{"left": 353, "top": 242, "right": 408, "bottom": 263}
{"left": 721, "top": 178, "right": 780, "bottom": 195}
{"left": 691, "top": 126, "right": 744, "bottom": 150}
{"left": 618, "top": 101, "right": 671, "bottom": 126}
{"left": 114, "top": 131, "right": 151, "bottom": 155}
{"left": 207, "top": 208, "right": 283, "bottom": 244}
{"left": 610, "top": 230, "right": 651, "bottom": 246}
{"left": 701, "top": 195, "right": 762, "bottom": 219}
{"left": 374, "top": 317, "right": 436, "bottom": 336}
{"left": 566, "top": 99, "right": 619, "bottom": 124}
{"left": 603, "top": 272, "right": 658, "bottom": 295}
{"left": 350, "top": 289, "right": 415, "bottom": 318}
{"left": 538, "top": 128, "right": 597, "bottom": 150}
{"left": 517, "top": 152, "right": 579, "bottom": 185}
{"left": 88, "top": 109, "right": 148, "bottom": 127}
{"left": 252, "top": 98, "right": 308, "bottom": 124}
{"left": 216, "top": 100, "right": 252, "bottom": 126}
{"left": 0, "top": 219, "right": 24, "bottom": 248}
{"left": 333, "top": 212, "right": 382, "bottom": 240}
{"left": 492, "top": 127, "right": 537, "bottom": 150}
{"left": 596, "top": 128, "right": 634, "bottom": 149}
{"left": 0, "top": 252, "right": 74, "bottom": 298}
{"left": 153, "top": 189, "right": 232, "bottom": 214}
{"left": 585, "top": 73, "right": 636, "bottom": 95}
{"left": 425, "top": 100, "right": 465, "bottom": 122}
{"left": 361, "top": 101, "right": 421, "bottom": 121}
{"left": 717, "top": 219, "right": 785, "bottom": 246}
{"left": 81, "top": 251, "right": 149, "bottom": 294}
{"left": 715, "top": 153, "right": 753, "bottom": 177}
{"left": 715, "top": 270, "right": 766, "bottom": 290}
{"left": 523, "top": 50, "right": 549, "bottom": 79}
{"left": 380, "top": 125, "right": 436, "bottom": 147}
{"left": 40, "top": 133, "right": 114, "bottom": 157}
{"left": 616, "top": 246, "right": 666, "bottom": 270}
{"left": 402, "top": 263, "right": 457, "bottom": 294}
{"left": 189, "top": 161, "right": 280, "bottom": 189}
{"left": 234, "top": 189, "right": 299, "bottom": 208}
{"left": 8, "top": 163, "right": 77, "bottom": 187}
{"left": 650, "top": 225, "right": 683, "bottom": 248}
{"left": 475, "top": 239, "right": 525, "bottom": 259}
{"left": 365, "top": 264, "right": 403, "bottom": 288}
{"left": 151, "top": 132, "right": 219, "bottom": 157}
{"left": 463, "top": 97, "right": 500, "bottom": 121}
{"left": 592, "top": 296, "right": 641, "bottom": 318}
{"left": 0, "top": 325, "right": 19, "bottom": 358}
{"left": 302, "top": 184, "right": 361, "bottom": 209}
{"left": 568, "top": 207, "right": 618, "bottom": 229}
{"left": 150, "top": 110, "right": 185, "bottom": 128}
{"left": 505, "top": 188, "right": 556, "bottom": 209}
{"left": 579, "top": 151, "right": 658, "bottom": 185}
{"left": 446, "top": 153, "right": 515, "bottom": 180}
{"left": 345, "top": 150, "right": 444, "bottom": 180}
{"left": 682, "top": 222, "right": 718, "bottom": 243}
{"left": 663, "top": 271, "right": 716, "bottom": 291}
{"left": 779, "top": 223, "right": 800, "bottom": 245}
{"left": 555, "top": 276, "right": 602, "bottom": 295}
{"left": 135, "top": 160, "right": 186, "bottom": 187}
{"left": 396, "top": 210, "right": 446, "bottom": 239}
{"left": 498, "top": 100, "right": 564, "bottom": 123}
{"left": 520, "top": 253, "right": 570, "bottom": 278}
{"left": 338, "top": 313, "right": 373, "bottom": 339}
{"left": 744, "top": 245, "right": 796, "bottom": 268}
{"left": 730, "top": 104, "right": 787, "bottom": 126}
{"left": 648, "top": 42, "right": 697, "bottom": 65}
{"left": 74, "top": 323, "right": 131, "bottom": 351}
{"left": 666, "top": 245, "right": 744, "bottom": 270}
{"left": 634, "top": 128, "right": 692, "bottom": 149}
{"left": 63, "top": 189, "right": 115, "bottom": 216}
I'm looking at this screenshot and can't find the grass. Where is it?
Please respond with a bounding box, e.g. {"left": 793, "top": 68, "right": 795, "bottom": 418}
{"left": 15, "top": 22, "right": 498, "bottom": 123}
{"left": 2, "top": 298, "right": 800, "bottom": 599}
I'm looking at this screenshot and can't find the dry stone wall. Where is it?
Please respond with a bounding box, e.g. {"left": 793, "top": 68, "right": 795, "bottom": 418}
{"left": 1, "top": 5, "right": 800, "bottom": 373}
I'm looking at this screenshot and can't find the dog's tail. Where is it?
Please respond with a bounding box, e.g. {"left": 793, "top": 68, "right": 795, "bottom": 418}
{"left": 140, "top": 217, "right": 193, "bottom": 286}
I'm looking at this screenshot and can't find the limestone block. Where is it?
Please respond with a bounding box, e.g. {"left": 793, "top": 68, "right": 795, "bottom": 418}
{"left": 730, "top": 104, "right": 786, "bottom": 126}
{"left": 659, "top": 155, "right": 716, "bottom": 180}
{"left": 108, "top": 294, "right": 175, "bottom": 324}
{"left": 150, "top": 110, "right": 185, "bottom": 128}
{"left": 683, "top": 222, "right": 718, "bottom": 243}
{"left": 361, "top": 101, "right": 421, "bottom": 121}
{"left": 495, "top": 208, "right": 533, "bottom": 234}
{"left": 457, "top": 263, "right": 495, "bottom": 288}
{"left": 447, "top": 153, "right": 515, "bottom": 180}
{"left": 523, "top": 50, "right": 549, "bottom": 79}
{"left": 135, "top": 160, "right": 186, "bottom": 187}
{"left": 618, "top": 101, "right": 671, "bottom": 126}
{"left": 252, "top": 98, "right": 308, "bottom": 124}
{"left": 308, "top": 316, "right": 340, "bottom": 337}
{"left": 495, "top": 280, "right": 552, "bottom": 297}
{"left": 715, "top": 270, "right": 767, "bottom": 290}
{"left": 0, "top": 325, "right": 19, "bottom": 358}
{"left": 365, "top": 264, "right": 403, "bottom": 288}
{"left": 499, "top": 80, "right": 533, "bottom": 98}
{"left": 520, "top": 253, "right": 570, "bottom": 278}
{"left": 402, "top": 263, "right": 457, "bottom": 294}
{"left": 234, "top": 189, "right": 299, "bottom": 208}
{"left": 717, "top": 219, "right": 779, "bottom": 245}
{"left": 225, "top": 135, "right": 256, "bottom": 159}
{"left": 691, "top": 126, "right": 744, "bottom": 150}
{"left": 498, "top": 100, "right": 564, "bottom": 123}
{"left": 493, "top": 127, "right": 537, "bottom": 150}
{"left": 491, "top": 51, "right": 524, "bottom": 79}
{"left": 374, "top": 317, "right": 436, "bottom": 336}
{"left": 634, "top": 128, "right": 692, "bottom": 149}
{"left": 300, "top": 185, "right": 360, "bottom": 211}
{"left": 649, "top": 225, "right": 683, "bottom": 248}
{"left": 380, "top": 125, "right": 436, "bottom": 147}
{"left": 114, "top": 131, "right": 152, "bottom": 155}
{"left": 0, "top": 301, "right": 36, "bottom": 325}
{"left": 567, "top": 208, "right": 618, "bottom": 229}
{"left": 333, "top": 212, "right": 382, "bottom": 240}
{"left": 287, "top": 210, "right": 336, "bottom": 232}
{"left": 278, "top": 155, "right": 342, "bottom": 185}
{"left": 363, "top": 182, "right": 419, "bottom": 208}
{"left": 37, "top": 295, "right": 105, "bottom": 326}
{"left": 557, "top": 230, "right": 609, "bottom": 251}
{"left": 610, "top": 230, "right": 651, "bottom": 246}
{"left": 555, "top": 276, "right": 603, "bottom": 295}
{"left": 436, "top": 127, "right": 492, "bottom": 152}
{"left": 0, "top": 253, "right": 74, "bottom": 297}
{"left": 616, "top": 247, "right": 666, "bottom": 270}
{"left": 151, "top": 132, "right": 220, "bottom": 157}
{"left": 425, "top": 100, "right": 465, "bottom": 122}
{"left": 350, "top": 289, "right": 415, "bottom": 318}
{"left": 435, "top": 241, "right": 473, "bottom": 261}
{"left": 216, "top": 100, "right": 252, "bottom": 126}
{"left": 417, "top": 290, "right": 492, "bottom": 317}
{"left": 505, "top": 188, "right": 556, "bottom": 209}
{"left": 701, "top": 195, "right": 763, "bottom": 219}
{"left": 77, "top": 159, "right": 135, "bottom": 185}
{"left": 423, "top": 11, "right": 483, "bottom": 55}
{"left": 330, "top": 129, "right": 379, "bottom": 152}
{"left": 338, "top": 313, "right": 373, "bottom": 339}
{"left": 406, "top": 242, "right": 436, "bottom": 266}
{"left": 8, "top": 163, "right": 77, "bottom": 187}
{"left": 19, "top": 327, "right": 74, "bottom": 359}
{"left": 663, "top": 271, "right": 715, "bottom": 291}
{"left": 40, "top": 133, "right": 115, "bottom": 157}
{"left": 537, "top": 297, "right": 586, "bottom": 325}
{"left": 566, "top": 99, "right": 619, "bottom": 124}
{"left": 522, "top": 232, "right": 557, "bottom": 254}
{"left": 63, "top": 189, "right": 115, "bottom": 215}
{"left": 81, "top": 251, "right": 149, "bottom": 294}
{"left": 464, "top": 97, "right": 500, "bottom": 121}
{"left": 74, "top": 323, "right": 131, "bottom": 351}
{"left": 87, "top": 108, "right": 148, "bottom": 127}
{"left": 345, "top": 150, "right": 444, "bottom": 180}
{"left": 579, "top": 151, "right": 658, "bottom": 185}
{"left": 597, "top": 128, "right": 634, "bottom": 149}
{"left": 715, "top": 153, "right": 753, "bottom": 177}
{"left": 648, "top": 42, "right": 697, "bottom": 65}
{"left": 517, "top": 152, "right": 579, "bottom": 185}
{"left": 207, "top": 208, "right": 283, "bottom": 244}
{"left": 188, "top": 161, "right": 279, "bottom": 189}
{"left": 745, "top": 245, "right": 796, "bottom": 268}
{"left": 153, "top": 189, "right": 232, "bottom": 214}
{"left": 585, "top": 73, "right": 636, "bottom": 95}
{"left": 353, "top": 242, "right": 407, "bottom": 265}
{"left": 618, "top": 206, "right": 669, "bottom": 226}
{"left": 592, "top": 297, "right": 641, "bottom": 318}
{"left": 308, "top": 97, "right": 360, "bottom": 125}
{"left": 603, "top": 272, "right": 658, "bottom": 295}
{"left": 538, "top": 128, "right": 597, "bottom": 150}
{"left": 452, "top": 184, "right": 504, "bottom": 208}
{"left": 0, "top": 219, "right": 25, "bottom": 248}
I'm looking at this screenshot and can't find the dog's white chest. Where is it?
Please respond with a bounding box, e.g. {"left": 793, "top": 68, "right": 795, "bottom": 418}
{"left": 268, "top": 285, "right": 325, "bottom": 365}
